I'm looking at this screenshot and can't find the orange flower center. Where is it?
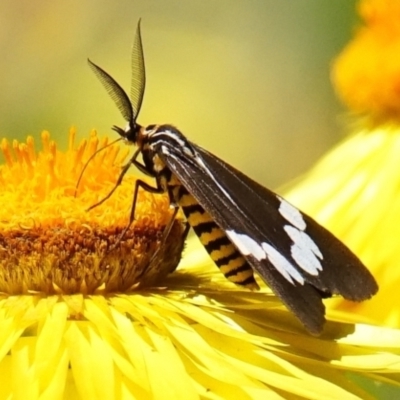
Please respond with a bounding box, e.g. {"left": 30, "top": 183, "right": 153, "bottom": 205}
{"left": 0, "top": 128, "right": 186, "bottom": 295}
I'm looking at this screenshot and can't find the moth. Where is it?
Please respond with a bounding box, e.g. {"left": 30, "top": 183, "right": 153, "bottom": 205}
{"left": 87, "top": 21, "right": 378, "bottom": 334}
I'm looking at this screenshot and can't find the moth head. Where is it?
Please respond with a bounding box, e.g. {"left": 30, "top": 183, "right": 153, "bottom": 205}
{"left": 112, "top": 121, "right": 141, "bottom": 145}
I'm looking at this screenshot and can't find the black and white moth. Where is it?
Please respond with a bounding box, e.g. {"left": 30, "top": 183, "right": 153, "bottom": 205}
{"left": 87, "top": 21, "right": 378, "bottom": 334}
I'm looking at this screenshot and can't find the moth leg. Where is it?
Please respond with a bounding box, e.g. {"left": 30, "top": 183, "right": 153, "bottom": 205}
{"left": 86, "top": 147, "right": 142, "bottom": 211}
{"left": 140, "top": 206, "right": 190, "bottom": 279}
{"left": 131, "top": 157, "right": 154, "bottom": 177}
{"left": 157, "top": 204, "right": 180, "bottom": 245}
{"left": 114, "top": 177, "right": 165, "bottom": 248}
{"left": 139, "top": 180, "right": 191, "bottom": 276}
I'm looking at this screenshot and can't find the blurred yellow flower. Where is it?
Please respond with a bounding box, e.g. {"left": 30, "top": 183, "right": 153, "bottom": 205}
{"left": 332, "top": 0, "right": 400, "bottom": 123}
{"left": 0, "top": 128, "right": 399, "bottom": 399}
{"left": 285, "top": 127, "right": 400, "bottom": 330}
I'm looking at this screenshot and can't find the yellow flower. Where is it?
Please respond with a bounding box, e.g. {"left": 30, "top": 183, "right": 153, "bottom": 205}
{"left": 332, "top": 0, "right": 400, "bottom": 123}
{"left": 0, "top": 128, "right": 185, "bottom": 295}
{"left": 0, "top": 129, "right": 399, "bottom": 399}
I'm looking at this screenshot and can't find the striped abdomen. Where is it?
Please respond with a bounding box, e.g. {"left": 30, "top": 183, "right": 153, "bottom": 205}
{"left": 173, "top": 184, "right": 259, "bottom": 290}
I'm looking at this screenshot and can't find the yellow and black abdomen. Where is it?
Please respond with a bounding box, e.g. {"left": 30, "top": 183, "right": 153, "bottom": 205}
{"left": 175, "top": 185, "right": 259, "bottom": 290}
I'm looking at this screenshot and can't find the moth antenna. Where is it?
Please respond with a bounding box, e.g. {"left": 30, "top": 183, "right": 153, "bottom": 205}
{"left": 130, "top": 19, "right": 146, "bottom": 118}
{"left": 74, "top": 137, "right": 122, "bottom": 198}
{"left": 87, "top": 59, "right": 134, "bottom": 124}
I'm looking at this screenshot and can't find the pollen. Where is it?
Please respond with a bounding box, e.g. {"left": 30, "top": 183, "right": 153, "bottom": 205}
{"left": 0, "top": 128, "right": 186, "bottom": 295}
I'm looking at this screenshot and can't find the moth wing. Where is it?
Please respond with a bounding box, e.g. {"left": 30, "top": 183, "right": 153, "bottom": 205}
{"left": 157, "top": 142, "right": 377, "bottom": 334}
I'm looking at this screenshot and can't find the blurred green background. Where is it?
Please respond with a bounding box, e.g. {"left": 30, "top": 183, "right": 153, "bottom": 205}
{"left": 0, "top": 0, "right": 357, "bottom": 188}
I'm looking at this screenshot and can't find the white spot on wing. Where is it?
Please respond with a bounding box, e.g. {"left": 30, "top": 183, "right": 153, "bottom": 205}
{"left": 227, "top": 229, "right": 305, "bottom": 285}
{"left": 226, "top": 230, "right": 266, "bottom": 261}
{"left": 278, "top": 197, "right": 306, "bottom": 231}
{"left": 284, "top": 225, "right": 323, "bottom": 276}
{"left": 262, "top": 242, "right": 305, "bottom": 285}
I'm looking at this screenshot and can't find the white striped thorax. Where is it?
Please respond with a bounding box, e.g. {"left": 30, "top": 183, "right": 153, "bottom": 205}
{"left": 139, "top": 125, "right": 158, "bottom": 145}
{"left": 142, "top": 126, "right": 198, "bottom": 174}
{"left": 148, "top": 128, "right": 186, "bottom": 150}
